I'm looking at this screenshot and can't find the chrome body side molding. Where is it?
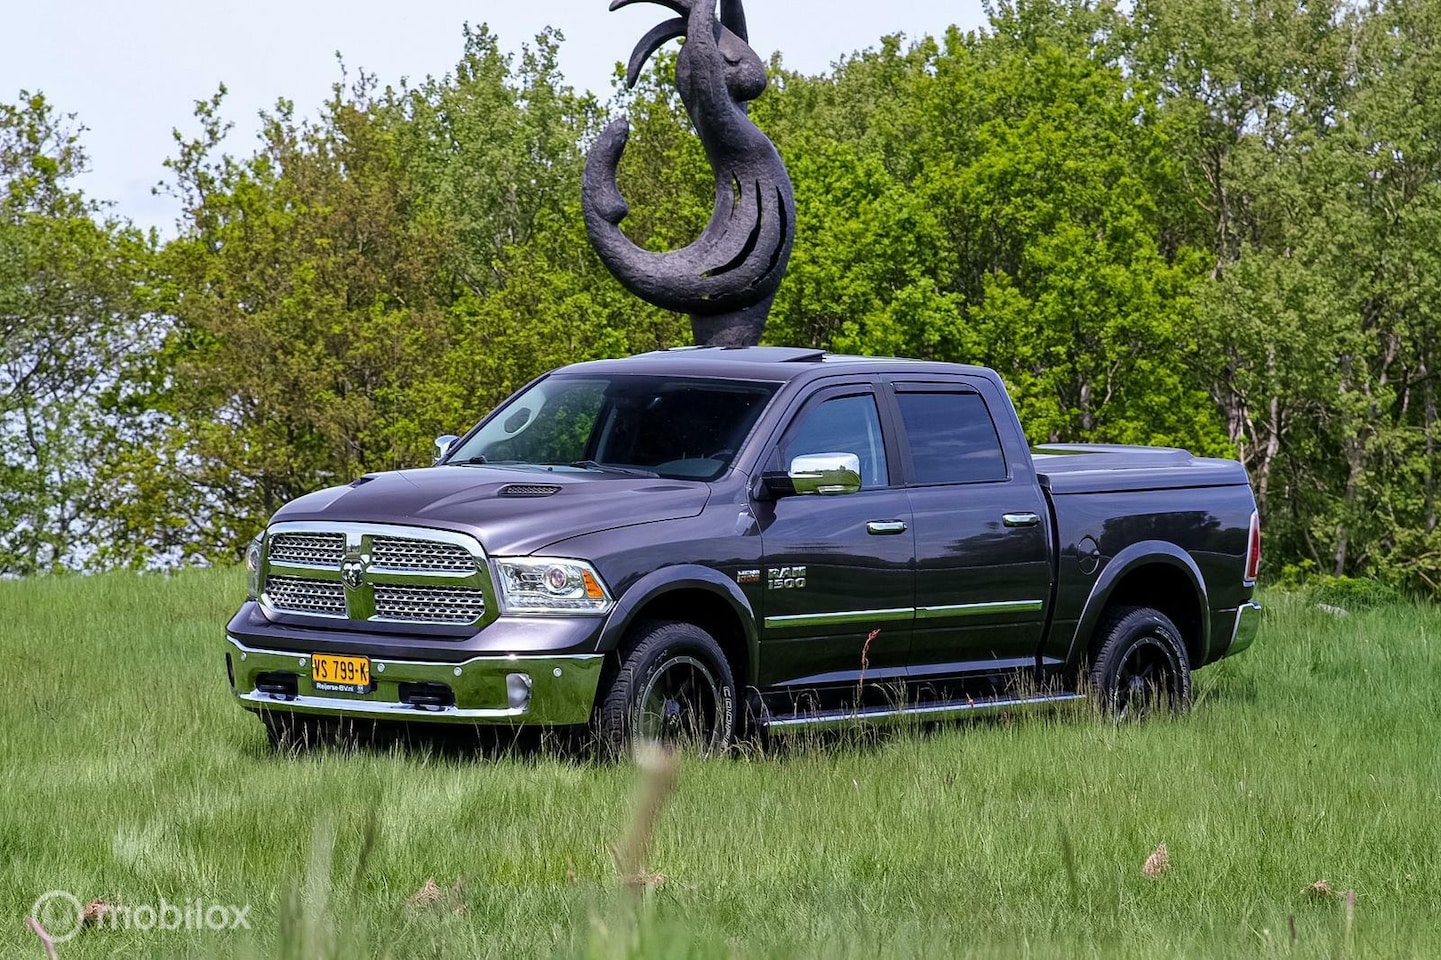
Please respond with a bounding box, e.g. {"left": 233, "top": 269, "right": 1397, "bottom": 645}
{"left": 764, "top": 599, "right": 1047, "bottom": 631}
{"left": 915, "top": 600, "right": 1045, "bottom": 619}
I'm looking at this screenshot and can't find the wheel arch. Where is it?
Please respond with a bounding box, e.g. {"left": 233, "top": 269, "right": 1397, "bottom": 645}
{"left": 599, "top": 566, "right": 758, "bottom": 687}
{"left": 1067, "top": 541, "right": 1210, "bottom": 669}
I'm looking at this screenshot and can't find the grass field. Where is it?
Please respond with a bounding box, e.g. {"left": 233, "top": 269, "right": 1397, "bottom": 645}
{"left": 2, "top": 569, "right": 1438, "bottom": 958}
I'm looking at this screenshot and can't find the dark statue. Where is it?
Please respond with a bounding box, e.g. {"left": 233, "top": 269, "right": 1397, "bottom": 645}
{"left": 583, "top": 0, "right": 796, "bottom": 347}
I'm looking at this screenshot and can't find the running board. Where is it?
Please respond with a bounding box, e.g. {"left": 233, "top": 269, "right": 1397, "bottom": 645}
{"left": 761, "top": 692, "right": 1088, "bottom": 732}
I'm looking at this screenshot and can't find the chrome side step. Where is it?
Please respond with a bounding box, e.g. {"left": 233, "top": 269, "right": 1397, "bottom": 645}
{"left": 761, "top": 692, "right": 1088, "bottom": 732}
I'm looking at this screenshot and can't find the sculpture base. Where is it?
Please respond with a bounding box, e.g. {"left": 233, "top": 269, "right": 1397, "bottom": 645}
{"left": 690, "top": 296, "right": 773, "bottom": 348}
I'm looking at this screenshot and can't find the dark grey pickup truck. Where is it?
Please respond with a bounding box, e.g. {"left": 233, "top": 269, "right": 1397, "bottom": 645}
{"left": 226, "top": 347, "right": 1262, "bottom": 750}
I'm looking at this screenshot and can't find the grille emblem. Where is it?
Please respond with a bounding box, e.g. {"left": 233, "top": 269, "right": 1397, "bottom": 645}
{"left": 342, "top": 553, "right": 369, "bottom": 591}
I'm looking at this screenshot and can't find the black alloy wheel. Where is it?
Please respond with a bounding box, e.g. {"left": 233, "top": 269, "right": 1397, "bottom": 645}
{"left": 1088, "top": 605, "right": 1193, "bottom": 719}
{"left": 595, "top": 620, "right": 737, "bottom": 757}
{"left": 636, "top": 654, "right": 723, "bottom": 744}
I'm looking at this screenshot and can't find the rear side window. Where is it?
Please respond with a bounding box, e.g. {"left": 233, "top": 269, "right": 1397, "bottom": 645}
{"left": 897, "top": 392, "right": 1007, "bottom": 484}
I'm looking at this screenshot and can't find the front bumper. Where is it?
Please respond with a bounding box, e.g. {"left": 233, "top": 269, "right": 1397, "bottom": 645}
{"left": 1225, "top": 601, "right": 1262, "bottom": 657}
{"left": 225, "top": 636, "right": 604, "bottom": 725}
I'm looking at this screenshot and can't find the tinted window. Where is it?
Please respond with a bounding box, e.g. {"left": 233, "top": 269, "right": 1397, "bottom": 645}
{"left": 897, "top": 392, "right": 1007, "bottom": 484}
{"left": 781, "top": 393, "right": 889, "bottom": 489}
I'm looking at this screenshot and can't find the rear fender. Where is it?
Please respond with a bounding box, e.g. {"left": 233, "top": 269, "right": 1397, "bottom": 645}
{"left": 1065, "top": 540, "right": 1210, "bottom": 668}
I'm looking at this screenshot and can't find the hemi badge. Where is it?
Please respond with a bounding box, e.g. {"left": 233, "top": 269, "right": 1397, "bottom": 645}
{"left": 737, "top": 569, "right": 762, "bottom": 585}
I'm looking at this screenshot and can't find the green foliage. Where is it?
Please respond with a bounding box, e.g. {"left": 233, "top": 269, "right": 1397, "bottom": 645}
{"left": 0, "top": 93, "right": 157, "bottom": 575}
{"left": 144, "top": 30, "right": 692, "bottom": 557}
{"left": 7, "top": 2, "right": 1441, "bottom": 586}
{"left": 758, "top": 13, "right": 1227, "bottom": 454}
{"left": 1306, "top": 575, "right": 1408, "bottom": 611}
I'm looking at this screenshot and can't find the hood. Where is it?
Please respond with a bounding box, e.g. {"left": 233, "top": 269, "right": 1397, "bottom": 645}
{"left": 271, "top": 466, "right": 711, "bottom": 556}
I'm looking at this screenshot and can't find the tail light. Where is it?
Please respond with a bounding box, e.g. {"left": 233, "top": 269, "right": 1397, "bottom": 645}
{"left": 1244, "top": 511, "right": 1261, "bottom": 583}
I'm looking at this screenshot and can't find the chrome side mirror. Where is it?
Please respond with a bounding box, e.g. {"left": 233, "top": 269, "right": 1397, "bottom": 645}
{"left": 434, "top": 435, "right": 460, "bottom": 464}
{"left": 789, "top": 453, "right": 862, "bottom": 496}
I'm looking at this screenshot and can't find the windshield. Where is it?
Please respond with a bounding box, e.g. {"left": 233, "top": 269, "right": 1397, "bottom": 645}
{"left": 445, "top": 375, "right": 780, "bottom": 481}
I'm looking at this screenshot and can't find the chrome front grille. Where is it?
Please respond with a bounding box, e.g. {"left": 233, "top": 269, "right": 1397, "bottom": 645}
{"left": 265, "top": 576, "right": 348, "bottom": 617}
{"left": 371, "top": 536, "right": 477, "bottom": 573}
{"left": 269, "top": 532, "right": 345, "bottom": 567}
{"left": 373, "top": 584, "right": 486, "bottom": 624}
{"left": 260, "top": 523, "right": 491, "bottom": 629}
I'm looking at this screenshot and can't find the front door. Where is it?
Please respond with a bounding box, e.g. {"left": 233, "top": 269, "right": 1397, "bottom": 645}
{"left": 753, "top": 384, "right": 914, "bottom": 705}
{"left": 886, "top": 379, "right": 1052, "bottom": 688}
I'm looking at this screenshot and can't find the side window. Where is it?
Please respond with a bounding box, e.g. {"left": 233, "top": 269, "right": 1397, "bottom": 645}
{"left": 780, "top": 393, "right": 889, "bottom": 489}
{"left": 896, "top": 391, "right": 1007, "bottom": 484}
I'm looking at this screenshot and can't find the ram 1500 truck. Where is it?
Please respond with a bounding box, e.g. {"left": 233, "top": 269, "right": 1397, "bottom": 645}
{"left": 225, "top": 347, "right": 1262, "bottom": 750}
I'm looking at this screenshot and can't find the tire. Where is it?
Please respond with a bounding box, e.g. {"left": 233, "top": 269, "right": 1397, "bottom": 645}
{"left": 1087, "top": 605, "right": 1193, "bottom": 719}
{"left": 594, "top": 620, "right": 737, "bottom": 758}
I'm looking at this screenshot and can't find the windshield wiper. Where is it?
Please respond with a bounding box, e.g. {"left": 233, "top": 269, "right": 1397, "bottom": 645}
{"left": 450, "top": 457, "right": 534, "bottom": 468}
{"left": 569, "top": 460, "right": 659, "bottom": 478}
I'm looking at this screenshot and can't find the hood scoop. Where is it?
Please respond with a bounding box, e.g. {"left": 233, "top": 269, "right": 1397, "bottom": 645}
{"left": 499, "top": 483, "right": 562, "bottom": 499}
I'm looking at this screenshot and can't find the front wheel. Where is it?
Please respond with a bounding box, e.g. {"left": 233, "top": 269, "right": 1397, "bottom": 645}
{"left": 594, "top": 621, "right": 737, "bottom": 757}
{"left": 1088, "top": 606, "right": 1193, "bottom": 719}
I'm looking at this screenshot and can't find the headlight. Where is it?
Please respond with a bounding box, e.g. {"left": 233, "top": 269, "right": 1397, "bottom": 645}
{"left": 494, "top": 558, "right": 613, "bottom": 615}
{"left": 245, "top": 536, "right": 263, "bottom": 600}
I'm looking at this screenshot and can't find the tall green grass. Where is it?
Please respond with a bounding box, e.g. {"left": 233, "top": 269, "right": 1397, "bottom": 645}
{"left": 1, "top": 569, "right": 1437, "bottom": 958}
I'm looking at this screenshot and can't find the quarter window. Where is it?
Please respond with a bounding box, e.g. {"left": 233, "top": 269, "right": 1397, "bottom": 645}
{"left": 897, "top": 392, "right": 1007, "bottom": 484}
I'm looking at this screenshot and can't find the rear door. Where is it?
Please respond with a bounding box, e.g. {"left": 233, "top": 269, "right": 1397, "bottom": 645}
{"left": 884, "top": 377, "right": 1052, "bottom": 683}
{"left": 753, "top": 382, "right": 915, "bottom": 698}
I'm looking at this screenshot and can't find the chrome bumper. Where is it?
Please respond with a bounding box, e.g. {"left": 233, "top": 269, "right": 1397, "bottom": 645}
{"left": 225, "top": 636, "right": 604, "bottom": 725}
{"left": 1226, "top": 601, "right": 1262, "bottom": 657}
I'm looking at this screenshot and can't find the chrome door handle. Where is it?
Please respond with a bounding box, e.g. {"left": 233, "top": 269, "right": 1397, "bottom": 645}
{"left": 867, "top": 520, "right": 908, "bottom": 536}
{"left": 1003, "top": 512, "right": 1041, "bottom": 528}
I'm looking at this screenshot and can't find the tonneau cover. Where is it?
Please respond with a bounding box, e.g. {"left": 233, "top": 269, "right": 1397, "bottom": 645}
{"left": 1033, "top": 444, "right": 1250, "bottom": 495}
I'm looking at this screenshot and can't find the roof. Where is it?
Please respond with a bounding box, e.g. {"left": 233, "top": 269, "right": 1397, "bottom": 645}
{"left": 552, "top": 346, "right": 995, "bottom": 384}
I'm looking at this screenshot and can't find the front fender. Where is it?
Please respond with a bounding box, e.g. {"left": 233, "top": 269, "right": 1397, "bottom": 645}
{"left": 598, "top": 565, "right": 759, "bottom": 682}
{"left": 1065, "top": 540, "right": 1210, "bottom": 667}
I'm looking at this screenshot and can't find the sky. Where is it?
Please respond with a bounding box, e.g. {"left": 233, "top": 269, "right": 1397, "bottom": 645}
{"left": 2, "top": 1, "right": 987, "bottom": 234}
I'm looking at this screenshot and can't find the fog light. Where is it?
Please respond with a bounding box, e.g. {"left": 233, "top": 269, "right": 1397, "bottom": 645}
{"left": 506, "top": 673, "right": 533, "bottom": 711}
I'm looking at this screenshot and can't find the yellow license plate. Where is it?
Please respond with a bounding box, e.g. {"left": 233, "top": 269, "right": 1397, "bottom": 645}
{"left": 311, "top": 654, "right": 372, "bottom": 693}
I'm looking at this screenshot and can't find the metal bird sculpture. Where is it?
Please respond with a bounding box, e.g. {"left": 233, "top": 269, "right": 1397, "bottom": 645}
{"left": 583, "top": 0, "right": 796, "bottom": 347}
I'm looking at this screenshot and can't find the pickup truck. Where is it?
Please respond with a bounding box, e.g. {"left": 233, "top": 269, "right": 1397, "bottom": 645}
{"left": 225, "top": 347, "right": 1262, "bottom": 751}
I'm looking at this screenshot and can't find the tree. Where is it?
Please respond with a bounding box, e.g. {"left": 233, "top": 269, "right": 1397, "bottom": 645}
{"left": 0, "top": 92, "right": 156, "bottom": 574}
{"left": 143, "top": 29, "right": 699, "bottom": 561}
{"left": 764, "top": 2, "right": 1227, "bottom": 454}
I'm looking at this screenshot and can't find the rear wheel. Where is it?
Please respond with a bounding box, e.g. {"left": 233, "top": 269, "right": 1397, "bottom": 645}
{"left": 594, "top": 621, "right": 737, "bottom": 757}
{"left": 1088, "top": 606, "right": 1192, "bottom": 719}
